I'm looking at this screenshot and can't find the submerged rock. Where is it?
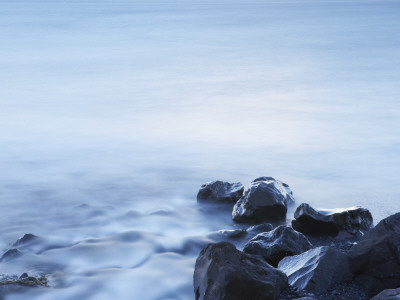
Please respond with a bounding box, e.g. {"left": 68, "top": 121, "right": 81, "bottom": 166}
{"left": 232, "top": 177, "right": 294, "bottom": 223}
{"left": 207, "top": 229, "right": 248, "bottom": 240}
{"left": 12, "top": 234, "right": 38, "bottom": 247}
{"left": 292, "top": 203, "right": 373, "bottom": 237}
{"left": 197, "top": 181, "right": 244, "bottom": 203}
{"left": 278, "top": 246, "right": 353, "bottom": 294}
{"left": 243, "top": 225, "right": 313, "bottom": 267}
{"left": 194, "top": 242, "right": 288, "bottom": 300}
{"left": 0, "top": 249, "right": 23, "bottom": 262}
{"left": 247, "top": 223, "right": 274, "bottom": 233}
{"left": 348, "top": 212, "right": 400, "bottom": 297}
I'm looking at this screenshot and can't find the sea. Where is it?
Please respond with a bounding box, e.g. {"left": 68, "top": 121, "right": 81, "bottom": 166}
{"left": 0, "top": 0, "right": 399, "bottom": 299}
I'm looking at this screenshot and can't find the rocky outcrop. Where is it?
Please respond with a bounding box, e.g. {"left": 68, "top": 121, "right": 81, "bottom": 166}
{"left": 197, "top": 181, "right": 244, "bottom": 203}
{"left": 194, "top": 242, "right": 288, "bottom": 300}
{"left": 291, "top": 203, "right": 373, "bottom": 236}
{"left": 232, "top": 177, "right": 294, "bottom": 223}
{"left": 348, "top": 212, "right": 400, "bottom": 297}
{"left": 278, "top": 246, "right": 353, "bottom": 294}
{"left": 243, "top": 225, "right": 312, "bottom": 267}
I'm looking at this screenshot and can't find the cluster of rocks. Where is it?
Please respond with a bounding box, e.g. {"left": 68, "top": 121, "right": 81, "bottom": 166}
{"left": 194, "top": 177, "right": 400, "bottom": 300}
{"left": 197, "top": 177, "right": 294, "bottom": 224}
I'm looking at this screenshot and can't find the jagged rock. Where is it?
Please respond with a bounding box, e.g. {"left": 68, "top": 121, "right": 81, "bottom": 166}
{"left": 243, "top": 225, "right": 313, "bottom": 267}
{"left": 278, "top": 246, "right": 353, "bottom": 294}
{"left": 0, "top": 249, "right": 23, "bottom": 262}
{"left": 292, "top": 203, "right": 373, "bottom": 237}
{"left": 194, "top": 242, "right": 288, "bottom": 300}
{"left": 232, "top": 177, "right": 294, "bottom": 223}
{"left": 370, "top": 287, "right": 400, "bottom": 300}
{"left": 19, "top": 273, "right": 29, "bottom": 279}
{"left": 348, "top": 212, "right": 400, "bottom": 297}
{"left": 197, "top": 181, "right": 244, "bottom": 203}
{"left": 12, "top": 234, "right": 38, "bottom": 247}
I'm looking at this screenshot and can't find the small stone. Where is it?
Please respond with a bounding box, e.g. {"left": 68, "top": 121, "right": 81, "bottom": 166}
{"left": 0, "top": 249, "right": 23, "bottom": 262}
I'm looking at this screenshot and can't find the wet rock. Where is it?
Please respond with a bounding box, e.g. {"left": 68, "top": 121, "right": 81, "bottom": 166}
{"left": 292, "top": 203, "right": 373, "bottom": 237}
{"left": 348, "top": 212, "right": 400, "bottom": 297}
{"left": 278, "top": 246, "right": 353, "bottom": 294}
{"left": 12, "top": 234, "right": 38, "bottom": 247}
{"left": 232, "top": 178, "right": 294, "bottom": 224}
{"left": 252, "top": 176, "right": 293, "bottom": 195}
{"left": 370, "top": 287, "right": 400, "bottom": 300}
{"left": 0, "top": 249, "right": 23, "bottom": 262}
{"left": 19, "top": 273, "right": 28, "bottom": 280}
{"left": 247, "top": 223, "right": 274, "bottom": 233}
{"left": 197, "top": 181, "right": 244, "bottom": 203}
{"left": 208, "top": 229, "right": 248, "bottom": 240}
{"left": 243, "top": 225, "right": 313, "bottom": 267}
{"left": 194, "top": 242, "right": 288, "bottom": 300}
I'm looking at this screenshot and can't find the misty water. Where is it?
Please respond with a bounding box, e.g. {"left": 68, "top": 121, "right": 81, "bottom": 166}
{"left": 1, "top": 0, "right": 400, "bottom": 299}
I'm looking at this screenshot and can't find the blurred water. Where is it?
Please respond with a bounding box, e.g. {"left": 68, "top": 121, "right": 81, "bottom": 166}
{"left": 0, "top": 0, "right": 400, "bottom": 299}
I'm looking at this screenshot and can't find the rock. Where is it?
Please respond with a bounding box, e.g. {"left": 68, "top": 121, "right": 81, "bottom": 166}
{"left": 243, "top": 226, "right": 313, "bottom": 267}
{"left": 247, "top": 223, "right": 274, "bottom": 233}
{"left": 348, "top": 212, "right": 400, "bottom": 297}
{"left": 19, "top": 273, "right": 29, "bottom": 279}
{"left": 252, "top": 176, "right": 293, "bottom": 195}
{"left": 278, "top": 246, "right": 353, "bottom": 294}
{"left": 292, "top": 203, "right": 373, "bottom": 237}
{"left": 0, "top": 249, "right": 23, "bottom": 262}
{"left": 12, "top": 233, "right": 38, "bottom": 247}
{"left": 232, "top": 178, "right": 294, "bottom": 223}
{"left": 197, "top": 181, "right": 244, "bottom": 203}
{"left": 194, "top": 242, "right": 288, "bottom": 300}
{"left": 207, "top": 229, "right": 248, "bottom": 240}
{"left": 370, "top": 288, "right": 400, "bottom": 300}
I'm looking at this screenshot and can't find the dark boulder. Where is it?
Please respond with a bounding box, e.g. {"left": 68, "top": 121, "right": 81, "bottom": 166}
{"left": 197, "top": 181, "right": 244, "bottom": 203}
{"left": 292, "top": 203, "right": 373, "bottom": 237}
{"left": 278, "top": 246, "right": 353, "bottom": 294}
{"left": 232, "top": 178, "right": 294, "bottom": 223}
{"left": 0, "top": 249, "right": 23, "bottom": 262}
{"left": 348, "top": 212, "right": 400, "bottom": 297}
{"left": 194, "top": 242, "right": 288, "bottom": 300}
{"left": 244, "top": 225, "right": 313, "bottom": 267}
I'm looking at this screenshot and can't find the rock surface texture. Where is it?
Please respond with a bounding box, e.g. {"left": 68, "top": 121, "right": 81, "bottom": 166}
{"left": 193, "top": 242, "right": 288, "bottom": 300}
{"left": 348, "top": 212, "right": 400, "bottom": 297}
{"left": 243, "top": 225, "right": 313, "bottom": 267}
{"left": 292, "top": 203, "right": 373, "bottom": 236}
{"left": 232, "top": 177, "right": 294, "bottom": 223}
{"left": 197, "top": 181, "right": 244, "bottom": 203}
{"left": 278, "top": 246, "right": 353, "bottom": 294}
{"left": 370, "top": 288, "right": 400, "bottom": 300}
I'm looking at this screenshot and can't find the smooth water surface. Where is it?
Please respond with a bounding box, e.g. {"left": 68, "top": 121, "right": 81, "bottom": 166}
{"left": 0, "top": 1, "right": 399, "bottom": 299}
